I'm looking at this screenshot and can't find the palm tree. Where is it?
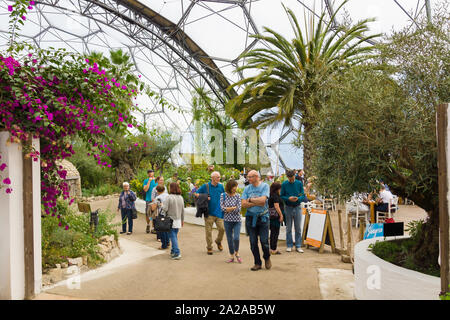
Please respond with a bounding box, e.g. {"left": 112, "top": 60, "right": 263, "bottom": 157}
{"left": 226, "top": 0, "right": 380, "bottom": 174}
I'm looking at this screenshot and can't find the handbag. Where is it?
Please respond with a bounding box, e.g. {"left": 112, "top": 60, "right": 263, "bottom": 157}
{"left": 268, "top": 207, "right": 279, "bottom": 219}
{"left": 131, "top": 208, "right": 138, "bottom": 219}
{"left": 154, "top": 214, "right": 173, "bottom": 232}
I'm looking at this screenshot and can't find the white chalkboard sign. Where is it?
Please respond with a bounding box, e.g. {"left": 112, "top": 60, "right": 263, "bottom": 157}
{"left": 305, "top": 208, "right": 336, "bottom": 253}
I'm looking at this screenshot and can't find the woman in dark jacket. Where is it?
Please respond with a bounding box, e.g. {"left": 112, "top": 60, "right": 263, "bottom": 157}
{"left": 117, "top": 182, "right": 137, "bottom": 235}
{"left": 268, "top": 182, "right": 285, "bottom": 255}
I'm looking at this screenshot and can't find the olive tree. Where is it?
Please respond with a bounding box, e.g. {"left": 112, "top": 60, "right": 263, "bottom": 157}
{"left": 310, "top": 5, "right": 449, "bottom": 271}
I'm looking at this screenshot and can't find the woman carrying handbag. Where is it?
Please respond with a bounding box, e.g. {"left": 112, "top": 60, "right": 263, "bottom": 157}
{"left": 162, "top": 182, "right": 185, "bottom": 260}
{"left": 152, "top": 185, "right": 170, "bottom": 249}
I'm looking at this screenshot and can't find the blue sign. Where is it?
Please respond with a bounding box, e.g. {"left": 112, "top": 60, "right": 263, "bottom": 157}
{"left": 364, "top": 223, "right": 384, "bottom": 239}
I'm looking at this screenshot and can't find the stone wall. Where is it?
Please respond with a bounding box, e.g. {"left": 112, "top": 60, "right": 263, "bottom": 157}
{"left": 55, "top": 159, "right": 81, "bottom": 198}
{"left": 42, "top": 235, "right": 122, "bottom": 287}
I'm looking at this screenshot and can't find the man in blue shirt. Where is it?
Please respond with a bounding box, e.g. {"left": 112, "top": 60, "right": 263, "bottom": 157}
{"left": 281, "top": 169, "right": 307, "bottom": 253}
{"left": 242, "top": 170, "right": 271, "bottom": 271}
{"left": 143, "top": 170, "right": 157, "bottom": 234}
{"left": 195, "top": 171, "right": 225, "bottom": 255}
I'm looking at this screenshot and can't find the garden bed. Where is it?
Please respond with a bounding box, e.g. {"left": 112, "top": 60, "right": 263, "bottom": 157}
{"left": 41, "top": 200, "right": 120, "bottom": 285}
{"left": 370, "top": 237, "right": 440, "bottom": 277}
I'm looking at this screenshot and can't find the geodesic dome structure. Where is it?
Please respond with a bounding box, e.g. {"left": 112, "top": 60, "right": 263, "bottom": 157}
{"left": 0, "top": 0, "right": 435, "bottom": 173}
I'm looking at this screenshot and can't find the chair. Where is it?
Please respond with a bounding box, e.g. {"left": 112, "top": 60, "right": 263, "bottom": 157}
{"left": 345, "top": 198, "right": 369, "bottom": 228}
{"left": 303, "top": 201, "right": 317, "bottom": 210}
{"left": 323, "top": 196, "right": 336, "bottom": 211}
{"left": 376, "top": 196, "right": 399, "bottom": 223}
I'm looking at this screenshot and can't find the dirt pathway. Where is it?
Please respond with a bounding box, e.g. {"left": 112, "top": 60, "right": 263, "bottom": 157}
{"left": 38, "top": 198, "right": 426, "bottom": 300}
{"left": 41, "top": 197, "right": 352, "bottom": 300}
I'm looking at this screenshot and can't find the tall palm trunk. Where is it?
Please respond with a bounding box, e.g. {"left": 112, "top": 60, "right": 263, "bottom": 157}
{"left": 302, "top": 123, "right": 314, "bottom": 177}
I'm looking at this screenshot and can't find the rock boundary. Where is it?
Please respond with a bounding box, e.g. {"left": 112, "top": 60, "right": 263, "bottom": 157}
{"left": 42, "top": 234, "right": 122, "bottom": 287}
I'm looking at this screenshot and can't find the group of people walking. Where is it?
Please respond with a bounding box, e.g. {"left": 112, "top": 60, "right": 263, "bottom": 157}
{"left": 118, "top": 170, "right": 185, "bottom": 260}
{"left": 117, "top": 167, "right": 309, "bottom": 271}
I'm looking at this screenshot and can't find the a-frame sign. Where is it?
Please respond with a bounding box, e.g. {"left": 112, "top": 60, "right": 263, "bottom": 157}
{"left": 305, "top": 208, "right": 336, "bottom": 253}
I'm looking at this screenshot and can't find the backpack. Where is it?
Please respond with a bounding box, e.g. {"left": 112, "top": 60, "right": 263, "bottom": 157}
{"left": 195, "top": 183, "right": 210, "bottom": 218}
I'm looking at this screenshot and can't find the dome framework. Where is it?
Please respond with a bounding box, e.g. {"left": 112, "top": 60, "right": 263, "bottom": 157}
{"left": 0, "top": 0, "right": 434, "bottom": 172}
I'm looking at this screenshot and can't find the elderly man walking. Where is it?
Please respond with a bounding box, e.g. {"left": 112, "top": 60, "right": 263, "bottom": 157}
{"left": 242, "top": 170, "right": 271, "bottom": 271}
{"left": 281, "top": 169, "right": 307, "bottom": 253}
{"left": 195, "top": 171, "right": 225, "bottom": 255}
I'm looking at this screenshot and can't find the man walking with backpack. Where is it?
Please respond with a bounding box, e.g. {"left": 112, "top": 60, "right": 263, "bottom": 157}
{"left": 195, "top": 171, "right": 225, "bottom": 255}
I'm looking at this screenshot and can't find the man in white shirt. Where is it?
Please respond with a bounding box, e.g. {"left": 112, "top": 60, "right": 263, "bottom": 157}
{"left": 375, "top": 186, "right": 395, "bottom": 219}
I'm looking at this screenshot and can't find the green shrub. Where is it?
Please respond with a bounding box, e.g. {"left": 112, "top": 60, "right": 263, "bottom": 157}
{"left": 71, "top": 145, "right": 115, "bottom": 189}
{"left": 130, "top": 178, "right": 144, "bottom": 199}
{"left": 370, "top": 237, "right": 440, "bottom": 277}
{"left": 371, "top": 239, "right": 403, "bottom": 264}
{"left": 42, "top": 199, "right": 119, "bottom": 269}
{"left": 440, "top": 286, "right": 450, "bottom": 300}
{"left": 405, "top": 219, "right": 424, "bottom": 240}
{"left": 160, "top": 164, "right": 241, "bottom": 189}
{"left": 82, "top": 184, "right": 121, "bottom": 197}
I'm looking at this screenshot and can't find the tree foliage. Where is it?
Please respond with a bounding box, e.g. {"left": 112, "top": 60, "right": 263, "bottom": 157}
{"left": 144, "top": 130, "right": 180, "bottom": 173}
{"left": 310, "top": 4, "right": 449, "bottom": 270}
{"left": 226, "top": 0, "right": 379, "bottom": 172}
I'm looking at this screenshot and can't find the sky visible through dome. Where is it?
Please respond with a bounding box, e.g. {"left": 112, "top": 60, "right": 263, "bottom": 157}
{"left": 0, "top": 0, "right": 435, "bottom": 173}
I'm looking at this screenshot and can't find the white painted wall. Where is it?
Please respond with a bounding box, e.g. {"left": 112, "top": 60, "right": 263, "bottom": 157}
{"left": 445, "top": 104, "right": 450, "bottom": 286}
{"left": 32, "top": 138, "right": 42, "bottom": 296}
{"left": 0, "top": 132, "right": 41, "bottom": 300}
{"left": 354, "top": 237, "right": 441, "bottom": 300}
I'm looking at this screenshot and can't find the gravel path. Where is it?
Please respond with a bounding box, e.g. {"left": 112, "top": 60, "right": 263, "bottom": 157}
{"left": 36, "top": 197, "right": 426, "bottom": 300}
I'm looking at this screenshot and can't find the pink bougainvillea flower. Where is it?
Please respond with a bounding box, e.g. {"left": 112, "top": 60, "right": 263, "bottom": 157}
{"left": 58, "top": 222, "right": 62, "bottom": 227}
{"left": 21, "top": 16, "right": 26, "bottom": 20}
{"left": 108, "top": 122, "right": 113, "bottom": 128}
{"left": 0, "top": 163, "right": 6, "bottom": 171}
{"left": 8, "top": 5, "right": 13, "bottom": 12}
{"left": 45, "top": 112, "right": 53, "bottom": 121}
{"left": 128, "top": 124, "right": 133, "bottom": 128}
{"left": 6, "top": 188, "right": 12, "bottom": 194}
{"left": 3, "top": 178, "right": 11, "bottom": 185}
{"left": 65, "top": 225, "right": 69, "bottom": 230}
{"left": 30, "top": 1, "right": 35, "bottom": 5}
